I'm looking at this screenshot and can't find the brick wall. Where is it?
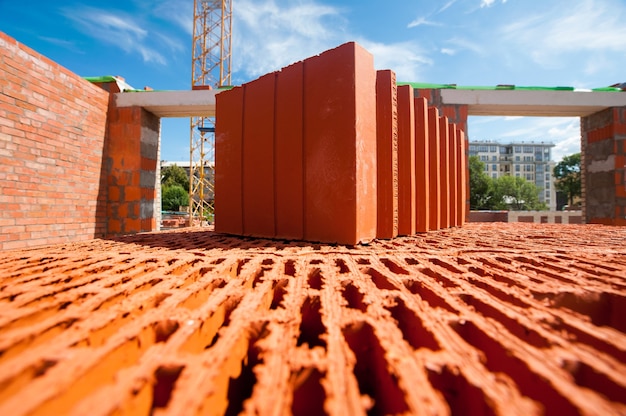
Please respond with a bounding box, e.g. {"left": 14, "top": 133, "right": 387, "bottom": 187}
{"left": 581, "top": 107, "right": 626, "bottom": 225}
{"left": 0, "top": 32, "right": 110, "bottom": 250}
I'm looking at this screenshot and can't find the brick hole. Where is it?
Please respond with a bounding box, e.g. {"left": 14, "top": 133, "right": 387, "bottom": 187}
{"left": 404, "top": 280, "right": 457, "bottom": 313}
{"left": 335, "top": 258, "right": 350, "bottom": 273}
{"left": 450, "top": 320, "right": 577, "bottom": 414}
{"left": 252, "top": 268, "right": 266, "bottom": 288}
{"left": 153, "top": 292, "right": 171, "bottom": 308}
{"left": 554, "top": 291, "right": 626, "bottom": 333}
{"left": 167, "top": 259, "right": 179, "bottom": 266}
{"left": 154, "top": 320, "right": 180, "bottom": 343}
{"left": 235, "top": 258, "right": 251, "bottom": 276}
{"left": 342, "top": 321, "right": 409, "bottom": 415}
{"left": 224, "top": 323, "right": 269, "bottom": 416}
{"left": 456, "top": 257, "right": 471, "bottom": 266}
{"left": 380, "top": 258, "right": 409, "bottom": 275}
{"left": 466, "top": 276, "right": 530, "bottom": 309}
{"left": 262, "top": 258, "right": 274, "bottom": 266}
{"left": 469, "top": 264, "right": 526, "bottom": 289}
{"left": 428, "top": 258, "right": 465, "bottom": 274}
{"left": 357, "top": 258, "right": 370, "bottom": 265}
{"left": 284, "top": 260, "right": 296, "bottom": 277}
{"left": 562, "top": 359, "right": 626, "bottom": 404}
{"left": 385, "top": 298, "right": 440, "bottom": 351}
{"left": 513, "top": 258, "right": 578, "bottom": 285}
{"left": 0, "top": 359, "right": 57, "bottom": 404}
{"left": 364, "top": 268, "right": 399, "bottom": 291}
{"left": 309, "top": 259, "right": 323, "bottom": 265}
{"left": 211, "top": 258, "right": 226, "bottom": 265}
{"left": 1, "top": 299, "right": 82, "bottom": 335}
{"left": 297, "top": 296, "right": 327, "bottom": 349}
{"left": 0, "top": 317, "right": 78, "bottom": 366}
{"left": 514, "top": 256, "right": 570, "bottom": 275}
{"left": 270, "top": 279, "right": 288, "bottom": 310}
{"left": 426, "top": 365, "right": 496, "bottom": 416}
{"left": 151, "top": 365, "right": 185, "bottom": 410}
{"left": 291, "top": 368, "right": 327, "bottom": 416}
{"left": 307, "top": 268, "right": 324, "bottom": 290}
{"left": 341, "top": 282, "right": 367, "bottom": 312}
{"left": 458, "top": 294, "right": 550, "bottom": 348}
{"left": 420, "top": 267, "right": 458, "bottom": 288}
{"left": 404, "top": 258, "right": 420, "bottom": 265}
{"left": 495, "top": 256, "right": 513, "bottom": 265}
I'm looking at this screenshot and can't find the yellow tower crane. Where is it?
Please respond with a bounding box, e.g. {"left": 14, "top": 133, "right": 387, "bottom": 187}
{"left": 189, "top": 0, "right": 233, "bottom": 226}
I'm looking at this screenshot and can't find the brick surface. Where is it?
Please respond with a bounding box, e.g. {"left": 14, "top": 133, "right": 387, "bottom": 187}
{"left": 414, "top": 97, "right": 430, "bottom": 233}
{"left": 0, "top": 223, "right": 625, "bottom": 415}
{"left": 397, "top": 85, "right": 416, "bottom": 236}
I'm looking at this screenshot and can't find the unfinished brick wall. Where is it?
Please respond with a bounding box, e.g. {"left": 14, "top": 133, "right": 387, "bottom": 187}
{"left": 106, "top": 101, "right": 160, "bottom": 236}
{"left": 216, "top": 42, "right": 467, "bottom": 245}
{"left": 581, "top": 107, "right": 626, "bottom": 225}
{"left": 0, "top": 223, "right": 624, "bottom": 415}
{"left": 0, "top": 32, "right": 109, "bottom": 250}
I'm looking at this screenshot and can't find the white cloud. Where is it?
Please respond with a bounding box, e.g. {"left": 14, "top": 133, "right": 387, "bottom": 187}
{"left": 61, "top": 6, "right": 166, "bottom": 64}
{"left": 441, "top": 48, "right": 456, "bottom": 56}
{"left": 154, "top": 0, "right": 193, "bottom": 35}
{"left": 233, "top": 0, "right": 431, "bottom": 82}
{"left": 501, "top": 0, "right": 626, "bottom": 68}
{"left": 480, "top": 0, "right": 507, "bottom": 7}
{"left": 445, "top": 37, "right": 485, "bottom": 55}
{"left": 358, "top": 39, "right": 433, "bottom": 81}
{"left": 439, "top": 0, "right": 459, "bottom": 13}
{"left": 233, "top": 0, "right": 345, "bottom": 77}
{"left": 407, "top": 16, "right": 441, "bottom": 28}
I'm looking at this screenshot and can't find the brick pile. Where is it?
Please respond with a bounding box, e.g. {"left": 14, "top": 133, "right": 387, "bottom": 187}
{"left": 215, "top": 42, "right": 467, "bottom": 245}
{"left": 0, "top": 222, "right": 624, "bottom": 415}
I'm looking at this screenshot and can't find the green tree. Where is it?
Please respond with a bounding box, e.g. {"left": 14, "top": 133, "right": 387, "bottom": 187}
{"left": 553, "top": 153, "right": 581, "bottom": 206}
{"left": 161, "top": 164, "right": 189, "bottom": 191}
{"left": 469, "top": 156, "right": 495, "bottom": 209}
{"left": 492, "top": 175, "right": 547, "bottom": 211}
{"left": 161, "top": 184, "right": 189, "bottom": 211}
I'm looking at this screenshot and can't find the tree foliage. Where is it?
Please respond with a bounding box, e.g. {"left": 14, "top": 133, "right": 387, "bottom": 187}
{"left": 491, "top": 175, "right": 547, "bottom": 211}
{"left": 161, "top": 164, "right": 189, "bottom": 191}
{"left": 469, "top": 156, "right": 493, "bottom": 210}
{"left": 161, "top": 185, "right": 189, "bottom": 211}
{"left": 553, "top": 153, "right": 581, "bottom": 206}
{"left": 469, "top": 155, "right": 547, "bottom": 211}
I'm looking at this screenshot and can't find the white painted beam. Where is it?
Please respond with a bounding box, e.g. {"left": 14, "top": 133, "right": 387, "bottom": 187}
{"left": 114, "top": 89, "right": 220, "bottom": 117}
{"left": 440, "top": 89, "right": 626, "bottom": 117}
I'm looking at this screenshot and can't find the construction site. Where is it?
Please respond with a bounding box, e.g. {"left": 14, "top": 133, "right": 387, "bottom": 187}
{"left": 1, "top": 0, "right": 626, "bottom": 414}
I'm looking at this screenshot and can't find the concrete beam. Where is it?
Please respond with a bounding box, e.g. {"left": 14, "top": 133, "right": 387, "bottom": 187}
{"left": 440, "top": 89, "right": 626, "bottom": 117}
{"left": 114, "top": 90, "right": 219, "bottom": 117}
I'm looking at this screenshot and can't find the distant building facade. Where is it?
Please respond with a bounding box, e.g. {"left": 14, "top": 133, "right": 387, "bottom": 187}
{"left": 469, "top": 141, "right": 556, "bottom": 210}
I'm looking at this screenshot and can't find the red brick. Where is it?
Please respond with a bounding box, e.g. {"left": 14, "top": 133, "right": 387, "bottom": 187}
{"left": 375, "top": 70, "right": 399, "bottom": 239}
{"left": 275, "top": 61, "right": 304, "bottom": 240}
{"left": 414, "top": 97, "right": 430, "bottom": 233}
{"left": 215, "top": 86, "right": 244, "bottom": 235}
{"left": 428, "top": 107, "right": 441, "bottom": 230}
{"left": 439, "top": 116, "right": 450, "bottom": 229}
{"left": 395, "top": 85, "right": 417, "bottom": 237}
{"left": 242, "top": 72, "right": 276, "bottom": 237}
{"left": 448, "top": 123, "right": 458, "bottom": 227}
{"left": 303, "top": 42, "right": 377, "bottom": 244}
{"left": 458, "top": 128, "right": 467, "bottom": 226}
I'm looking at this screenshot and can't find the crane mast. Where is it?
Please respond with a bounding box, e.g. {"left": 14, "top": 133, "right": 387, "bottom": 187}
{"left": 189, "top": 0, "right": 232, "bottom": 226}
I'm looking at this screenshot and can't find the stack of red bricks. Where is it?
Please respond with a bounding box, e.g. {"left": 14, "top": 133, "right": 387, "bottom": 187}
{"left": 215, "top": 42, "right": 466, "bottom": 245}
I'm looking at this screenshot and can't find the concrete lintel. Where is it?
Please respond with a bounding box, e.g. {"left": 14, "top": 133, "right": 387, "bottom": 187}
{"left": 114, "top": 90, "right": 219, "bottom": 117}
{"left": 440, "top": 89, "right": 626, "bottom": 117}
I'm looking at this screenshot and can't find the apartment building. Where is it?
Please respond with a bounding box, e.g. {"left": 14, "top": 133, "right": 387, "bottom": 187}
{"left": 469, "top": 141, "right": 556, "bottom": 210}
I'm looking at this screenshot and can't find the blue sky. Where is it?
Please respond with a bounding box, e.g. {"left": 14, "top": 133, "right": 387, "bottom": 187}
{"left": 2, "top": 0, "right": 626, "bottom": 162}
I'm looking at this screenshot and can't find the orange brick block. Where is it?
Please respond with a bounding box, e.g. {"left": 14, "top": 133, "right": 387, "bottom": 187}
{"left": 397, "top": 85, "right": 416, "bottom": 236}
{"left": 275, "top": 62, "right": 304, "bottom": 240}
{"left": 428, "top": 108, "right": 441, "bottom": 230}
{"left": 302, "top": 42, "right": 377, "bottom": 244}
{"left": 439, "top": 116, "right": 450, "bottom": 229}
{"left": 375, "top": 70, "right": 399, "bottom": 239}
{"left": 414, "top": 97, "right": 430, "bottom": 233}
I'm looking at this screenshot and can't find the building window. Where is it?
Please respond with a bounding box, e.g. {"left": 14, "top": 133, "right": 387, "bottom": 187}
{"left": 523, "top": 146, "right": 533, "bottom": 153}
{"left": 469, "top": 145, "right": 476, "bottom": 151}
{"left": 545, "top": 190, "right": 550, "bottom": 198}
{"left": 515, "top": 173, "right": 520, "bottom": 177}
{"left": 545, "top": 173, "right": 550, "bottom": 180}
{"left": 492, "top": 173, "right": 497, "bottom": 178}
{"left": 489, "top": 145, "right": 497, "bottom": 152}
{"left": 545, "top": 182, "right": 550, "bottom": 189}
{"left": 492, "top": 155, "right": 497, "bottom": 161}
{"left": 484, "top": 165, "right": 488, "bottom": 172}
{"left": 515, "top": 165, "right": 520, "bottom": 172}
{"left": 514, "top": 146, "right": 521, "bottom": 153}
{"left": 481, "top": 156, "right": 488, "bottom": 162}
{"left": 526, "top": 173, "right": 533, "bottom": 181}
{"left": 515, "top": 156, "right": 520, "bottom": 162}
{"left": 492, "top": 164, "right": 497, "bottom": 171}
